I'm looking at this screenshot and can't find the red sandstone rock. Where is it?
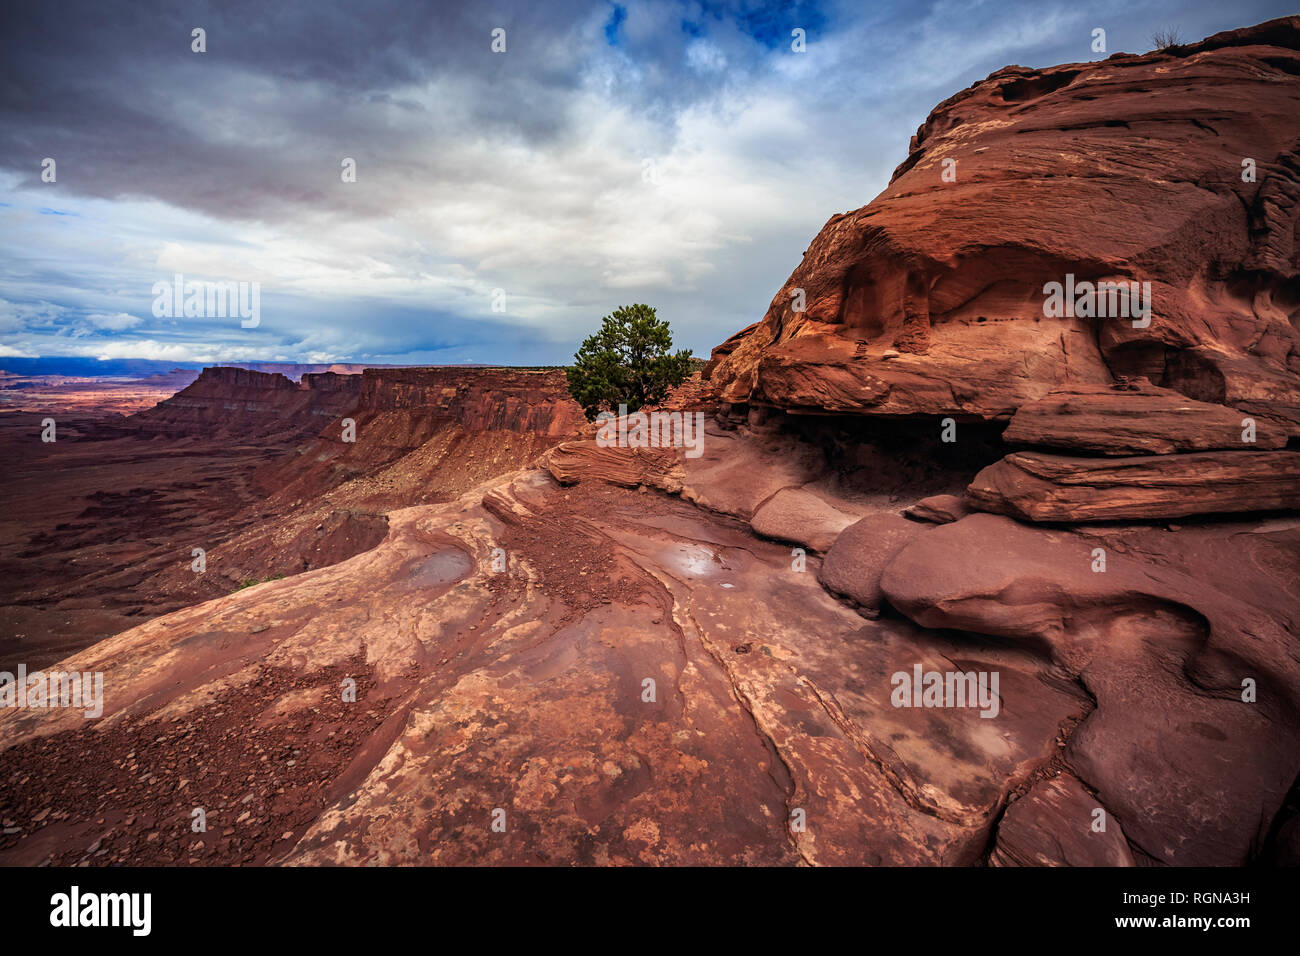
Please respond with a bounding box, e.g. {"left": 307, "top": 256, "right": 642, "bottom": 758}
{"left": 708, "top": 17, "right": 1300, "bottom": 430}
{"left": 902, "top": 493, "right": 971, "bottom": 524}
{"left": 547, "top": 420, "right": 828, "bottom": 520}
{"left": 7, "top": 17, "right": 1300, "bottom": 872}
{"left": 702, "top": 322, "right": 757, "bottom": 380}
{"left": 0, "top": 471, "right": 1091, "bottom": 866}
{"left": 967, "top": 449, "right": 1300, "bottom": 522}
{"left": 749, "top": 487, "right": 865, "bottom": 553}
{"left": 1002, "top": 380, "right": 1286, "bottom": 455}
{"left": 989, "top": 773, "right": 1135, "bottom": 867}
{"left": 818, "top": 513, "right": 929, "bottom": 616}
{"left": 547, "top": 440, "right": 683, "bottom": 490}
{"left": 879, "top": 511, "right": 1300, "bottom": 864}
{"left": 3, "top": 393, "right": 1296, "bottom": 867}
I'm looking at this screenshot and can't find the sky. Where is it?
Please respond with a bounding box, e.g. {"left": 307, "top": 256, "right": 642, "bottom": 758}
{"left": 0, "top": 0, "right": 1294, "bottom": 367}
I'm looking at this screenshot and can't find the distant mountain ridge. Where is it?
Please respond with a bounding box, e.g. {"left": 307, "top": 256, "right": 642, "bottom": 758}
{"left": 0, "top": 357, "right": 413, "bottom": 381}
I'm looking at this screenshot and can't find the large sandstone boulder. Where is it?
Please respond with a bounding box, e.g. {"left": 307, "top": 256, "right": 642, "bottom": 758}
{"left": 547, "top": 440, "right": 684, "bottom": 491}
{"left": 545, "top": 421, "right": 840, "bottom": 525}
{"left": 967, "top": 449, "right": 1300, "bottom": 522}
{"left": 707, "top": 18, "right": 1300, "bottom": 431}
{"left": 818, "top": 513, "right": 929, "bottom": 616}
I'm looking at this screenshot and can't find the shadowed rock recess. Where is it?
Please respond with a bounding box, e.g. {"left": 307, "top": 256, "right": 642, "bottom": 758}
{"left": 3, "top": 17, "right": 1300, "bottom": 867}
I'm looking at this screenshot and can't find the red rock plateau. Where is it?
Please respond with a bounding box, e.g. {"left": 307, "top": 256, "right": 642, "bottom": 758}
{"left": 0, "top": 363, "right": 385, "bottom": 418}
{"left": 3, "top": 17, "right": 1300, "bottom": 868}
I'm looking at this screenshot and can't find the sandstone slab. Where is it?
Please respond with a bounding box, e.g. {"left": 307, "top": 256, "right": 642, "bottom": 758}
{"left": 880, "top": 511, "right": 1300, "bottom": 864}
{"left": 749, "top": 487, "right": 863, "bottom": 553}
{"left": 968, "top": 450, "right": 1300, "bottom": 522}
{"left": 903, "top": 493, "right": 971, "bottom": 524}
{"left": 1002, "top": 381, "right": 1285, "bottom": 455}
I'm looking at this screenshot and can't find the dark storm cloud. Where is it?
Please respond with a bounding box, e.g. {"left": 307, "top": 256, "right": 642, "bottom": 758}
{"left": 0, "top": 0, "right": 602, "bottom": 219}
{"left": 1, "top": 0, "right": 1297, "bottom": 365}
{"left": 0, "top": 0, "right": 817, "bottom": 223}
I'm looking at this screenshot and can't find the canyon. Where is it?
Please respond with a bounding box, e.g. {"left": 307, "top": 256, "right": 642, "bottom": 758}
{"left": 0, "top": 365, "right": 585, "bottom": 674}
{"left": 1, "top": 15, "right": 1299, "bottom": 868}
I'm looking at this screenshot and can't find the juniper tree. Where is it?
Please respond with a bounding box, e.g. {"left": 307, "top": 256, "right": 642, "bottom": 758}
{"left": 565, "top": 304, "right": 693, "bottom": 421}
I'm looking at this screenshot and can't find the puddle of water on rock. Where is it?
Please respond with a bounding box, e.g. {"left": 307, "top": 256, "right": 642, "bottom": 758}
{"left": 666, "top": 543, "right": 720, "bottom": 578}
{"left": 402, "top": 549, "right": 473, "bottom": 590}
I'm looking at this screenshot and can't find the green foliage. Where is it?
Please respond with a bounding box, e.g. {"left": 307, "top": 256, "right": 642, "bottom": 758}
{"left": 236, "top": 573, "right": 285, "bottom": 591}
{"left": 565, "top": 304, "right": 693, "bottom": 421}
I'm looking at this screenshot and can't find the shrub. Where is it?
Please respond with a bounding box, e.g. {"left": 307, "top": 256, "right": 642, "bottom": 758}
{"left": 1150, "top": 27, "right": 1184, "bottom": 51}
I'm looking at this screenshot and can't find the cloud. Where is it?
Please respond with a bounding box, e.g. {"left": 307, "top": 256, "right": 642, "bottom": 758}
{"left": 85, "top": 312, "right": 143, "bottom": 331}
{"left": 75, "top": 339, "right": 335, "bottom": 364}
{"left": 0, "top": 0, "right": 1294, "bottom": 364}
{"left": 685, "top": 39, "right": 728, "bottom": 72}
{"left": 0, "top": 297, "right": 68, "bottom": 333}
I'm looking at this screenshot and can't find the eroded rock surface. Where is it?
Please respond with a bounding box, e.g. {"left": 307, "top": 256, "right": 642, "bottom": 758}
{"left": 989, "top": 773, "right": 1135, "bottom": 867}
{"left": 2, "top": 406, "right": 1295, "bottom": 867}
{"left": 0, "top": 470, "right": 1090, "bottom": 866}
{"left": 881, "top": 511, "right": 1300, "bottom": 864}
{"left": 707, "top": 18, "right": 1300, "bottom": 431}
{"left": 5, "top": 18, "right": 1300, "bottom": 871}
